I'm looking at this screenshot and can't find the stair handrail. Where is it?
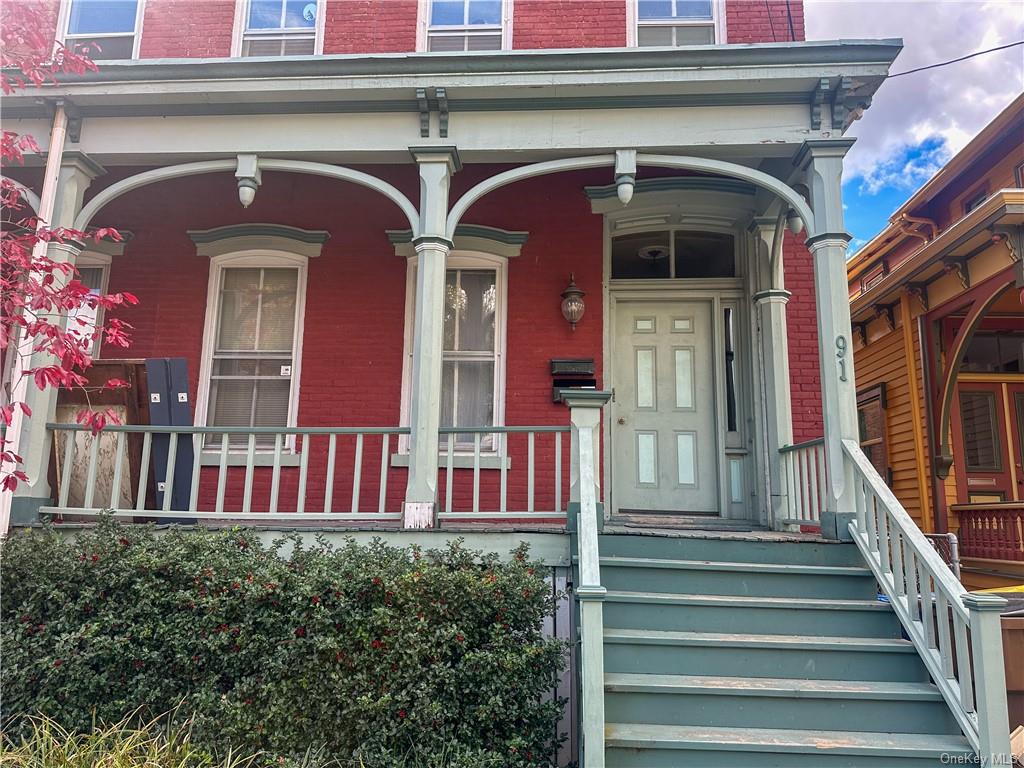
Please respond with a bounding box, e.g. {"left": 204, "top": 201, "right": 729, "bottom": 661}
{"left": 564, "top": 390, "right": 611, "bottom": 768}
{"left": 842, "top": 438, "right": 1011, "bottom": 765}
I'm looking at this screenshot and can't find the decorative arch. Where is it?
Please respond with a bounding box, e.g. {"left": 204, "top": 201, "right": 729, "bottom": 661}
{"left": 445, "top": 153, "right": 815, "bottom": 240}
{"left": 9, "top": 180, "right": 41, "bottom": 214}
{"left": 74, "top": 158, "right": 420, "bottom": 235}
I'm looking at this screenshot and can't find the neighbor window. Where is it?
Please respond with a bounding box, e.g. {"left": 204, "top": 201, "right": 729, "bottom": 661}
{"left": 857, "top": 384, "right": 889, "bottom": 482}
{"left": 426, "top": 0, "right": 504, "bottom": 51}
{"left": 64, "top": 0, "right": 141, "bottom": 60}
{"left": 636, "top": 0, "right": 716, "bottom": 47}
{"left": 963, "top": 187, "right": 989, "bottom": 215}
{"left": 67, "top": 259, "right": 110, "bottom": 358}
{"left": 200, "top": 258, "right": 306, "bottom": 447}
{"left": 959, "top": 390, "right": 1002, "bottom": 472}
{"left": 241, "top": 0, "right": 319, "bottom": 56}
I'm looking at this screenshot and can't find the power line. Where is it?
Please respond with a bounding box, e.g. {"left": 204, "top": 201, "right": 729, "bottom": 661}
{"left": 764, "top": 0, "right": 778, "bottom": 42}
{"left": 887, "top": 40, "right": 1024, "bottom": 78}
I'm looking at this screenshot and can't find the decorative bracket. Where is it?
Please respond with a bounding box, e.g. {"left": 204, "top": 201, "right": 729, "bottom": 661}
{"left": 993, "top": 225, "right": 1023, "bottom": 264}
{"left": 436, "top": 87, "right": 449, "bottom": 139}
{"left": 853, "top": 321, "right": 869, "bottom": 347}
{"left": 416, "top": 88, "right": 430, "bottom": 138}
{"left": 943, "top": 257, "right": 970, "bottom": 290}
{"left": 906, "top": 282, "right": 929, "bottom": 313}
{"left": 831, "top": 76, "right": 872, "bottom": 131}
{"left": 874, "top": 302, "right": 897, "bottom": 332}
{"left": 810, "top": 78, "right": 829, "bottom": 131}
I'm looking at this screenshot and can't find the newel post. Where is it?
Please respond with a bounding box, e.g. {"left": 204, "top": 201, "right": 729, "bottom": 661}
{"left": 963, "top": 593, "right": 1011, "bottom": 766}
{"left": 403, "top": 147, "right": 460, "bottom": 528}
{"left": 796, "top": 139, "right": 858, "bottom": 541}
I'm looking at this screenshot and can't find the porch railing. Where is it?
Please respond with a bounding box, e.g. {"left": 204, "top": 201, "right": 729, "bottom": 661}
{"left": 843, "top": 438, "right": 1010, "bottom": 763}
{"left": 953, "top": 502, "right": 1024, "bottom": 562}
{"left": 779, "top": 437, "right": 826, "bottom": 525}
{"left": 44, "top": 423, "right": 570, "bottom": 523}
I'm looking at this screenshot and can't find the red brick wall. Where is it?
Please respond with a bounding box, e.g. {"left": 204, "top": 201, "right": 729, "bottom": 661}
{"left": 783, "top": 233, "right": 822, "bottom": 441}
{"left": 512, "top": 0, "right": 626, "bottom": 49}
{"left": 726, "top": 0, "right": 805, "bottom": 43}
{"left": 138, "top": 0, "right": 234, "bottom": 58}
{"left": 323, "top": 0, "right": 418, "bottom": 54}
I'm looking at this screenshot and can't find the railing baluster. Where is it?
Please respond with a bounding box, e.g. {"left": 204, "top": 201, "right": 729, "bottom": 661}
{"left": 904, "top": 548, "right": 920, "bottom": 622}
{"left": 800, "top": 449, "right": 811, "bottom": 521}
{"left": 378, "top": 433, "right": 389, "bottom": 514}
{"left": 854, "top": 473, "right": 867, "bottom": 537}
{"left": 188, "top": 434, "right": 202, "bottom": 512}
{"left": 110, "top": 432, "right": 127, "bottom": 510}
{"left": 136, "top": 431, "right": 152, "bottom": 512}
{"left": 242, "top": 434, "right": 255, "bottom": 515}
{"left": 84, "top": 432, "right": 100, "bottom": 509}
{"left": 918, "top": 559, "right": 936, "bottom": 650}
{"left": 554, "top": 431, "right": 562, "bottom": 514}
{"left": 270, "top": 433, "right": 283, "bottom": 514}
{"left": 215, "top": 433, "right": 228, "bottom": 514}
{"left": 351, "top": 433, "right": 363, "bottom": 514}
{"left": 865, "top": 490, "right": 879, "bottom": 554}
{"left": 296, "top": 435, "right": 309, "bottom": 514}
{"left": 937, "top": 592, "right": 955, "bottom": 678}
{"left": 445, "top": 433, "right": 454, "bottom": 515}
{"left": 954, "top": 617, "right": 975, "bottom": 713}
{"left": 323, "top": 433, "right": 336, "bottom": 514}
{"left": 59, "top": 430, "right": 76, "bottom": 508}
{"left": 473, "top": 433, "right": 481, "bottom": 514}
{"left": 527, "top": 431, "right": 535, "bottom": 513}
{"left": 807, "top": 444, "right": 819, "bottom": 520}
{"left": 890, "top": 524, "right": 905, "bottom": 597}
{"left": 877, "top": 499, "right": 891, "bottom": 575}
{"left": 500, "top": 432, "right": 508, "bottom": 514}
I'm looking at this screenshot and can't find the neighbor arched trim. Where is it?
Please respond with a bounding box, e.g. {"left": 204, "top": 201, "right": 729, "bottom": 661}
{"left": 74, "top": 159, "right": 420, "bottom": 235}
{"left": 445, "top": 153, "right": 815, "bottom": 239}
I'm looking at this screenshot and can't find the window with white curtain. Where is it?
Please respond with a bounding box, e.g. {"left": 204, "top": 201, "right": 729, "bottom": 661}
{"left": 426, "top": 0, "right": 504, "bottom": 51}
{"left": 240, "top": 0, "right": 320, "bottom": 56}
{"left": 402, "top": 253, "right": 507, "bottom": 452}
{"left": 201, "top": 259, "right": 305, "bottom": 447}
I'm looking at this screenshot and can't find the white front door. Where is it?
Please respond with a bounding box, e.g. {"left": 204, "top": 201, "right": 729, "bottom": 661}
{"left": 611, "top": 299, "right": 719, "bottom": 513}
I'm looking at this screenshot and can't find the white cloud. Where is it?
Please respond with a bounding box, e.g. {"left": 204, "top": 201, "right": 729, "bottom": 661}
{"left": 805, "top": 0, "right": 1024, "bottom": 182}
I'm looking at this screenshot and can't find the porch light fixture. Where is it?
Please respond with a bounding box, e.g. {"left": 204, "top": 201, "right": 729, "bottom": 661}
{"left": 235, "top": 154, "right": 262, "bottom": 208}
{"left": 560, "top": 274, "right": 586, "bottom": 330}
{"left": 787, "top": 208, "right": 804, "bottom": 235}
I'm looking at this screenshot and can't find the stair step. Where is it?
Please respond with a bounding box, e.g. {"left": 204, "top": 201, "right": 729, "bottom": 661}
{"left": 598, "top": 556, "right": 877, "bottom": 599}
{"left": 603, "top": 673, "right": 958, "bottom": 734}
{"left": 603, "top": 590, "right": 899, "bottom": 637}
{"left": 604, "top": 723, "right": 974, "bottom": 767}
{"left": 604, "top": 673, "right": 942, "bottom": 700}
{"left": 598, "top": 534, "right": 866, "bottom": 566}
{"left": 603, "top": 628, "right": 927, "bottom": 681}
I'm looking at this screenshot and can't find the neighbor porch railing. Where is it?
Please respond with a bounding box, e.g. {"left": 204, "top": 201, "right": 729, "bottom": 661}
{"left": 843, "top": 439, "right": 1010, "bottom": 763}
{"left": 778, "top": 437, "right": 826, "bottom": 526}
{"left": 953, "top": 502, "right": 1024, "bottom": 562}
{"left": 44, "top": 423, "right": 570, "bottom": 523}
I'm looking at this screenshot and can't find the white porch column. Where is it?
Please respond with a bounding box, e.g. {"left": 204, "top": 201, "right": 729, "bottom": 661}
{"left": 7, "top": 152, "right": 102, "bottom": 526}
{"left": 796, "top": 139, "right": 857, "bottom": 540}
{"left": 403, "top": 148, "right": 459, "bottom": 528}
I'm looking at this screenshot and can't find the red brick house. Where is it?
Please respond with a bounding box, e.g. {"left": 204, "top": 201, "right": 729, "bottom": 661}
{"left": 3, "top": 2, "right": 1014, "bottom": 765}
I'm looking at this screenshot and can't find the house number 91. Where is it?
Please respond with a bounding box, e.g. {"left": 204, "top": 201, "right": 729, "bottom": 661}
{"left": 836, "top": 335, "right": 848, "bottom": 382}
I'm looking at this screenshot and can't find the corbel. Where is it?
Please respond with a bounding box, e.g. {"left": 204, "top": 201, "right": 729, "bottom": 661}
{"left": 809, "top": 78, "right": 828, "bottom": 131}
{"left": 853, "top": 320, "right": 869, "bottom": 347}
{"left": 993, "top": 225, "right": 1022, "bottom": 264}
{"left": 874, "top": 302, "right": 897, "bottom": 332}
{"left": 435, "top": 87, "right": 449, "bottom": 139}
{"left": 943, "top": 257, "right": 970, "bottom": 290}
{"left": 831, "top": 76, "right": 872, "bottom": 131}
{"left": 906, "top": 283, "right": 929, "bottom": 313}
{"left": 416, "top": 88, "right": 429, "bottom": 139}
{"left": 63, "top": 101, "right": 83, "bottom": 143}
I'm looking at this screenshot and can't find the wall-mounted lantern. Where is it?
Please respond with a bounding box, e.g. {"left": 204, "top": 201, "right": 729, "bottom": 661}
{"left": 561, "top": 274, "right": 586, "bottom": 330}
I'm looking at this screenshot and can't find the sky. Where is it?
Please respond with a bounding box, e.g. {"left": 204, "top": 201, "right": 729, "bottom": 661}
{"left": 804, "top": 0, "right": 1024, "bottom": 252}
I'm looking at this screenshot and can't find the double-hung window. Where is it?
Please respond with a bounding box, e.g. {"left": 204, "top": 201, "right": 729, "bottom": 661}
{"left": 426, "top": 0, "right": 504, "bottom": 52}
{"left": 635, "top": 0, "right": 717, "bottom": 46}
{"left": 63, "top": 0, "right": 142, "bottom": 60}
{"left": 240, "top": 0, "right": 320, "bottom": 56}
{"left": 201, "top": 257, "right": 306, "bottom": 447}
{"left": 67, "top": 256, "right": 111, "bottom": 358}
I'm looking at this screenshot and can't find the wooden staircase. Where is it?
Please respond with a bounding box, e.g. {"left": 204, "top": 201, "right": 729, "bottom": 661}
{"left": 586, "top": 531, "right": 976, "bottom": 767}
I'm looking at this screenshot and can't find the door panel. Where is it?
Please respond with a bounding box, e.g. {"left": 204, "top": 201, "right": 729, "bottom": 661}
{"left": 952, "top": 383, "right": 1014, "bottom": 502}
{"left": 611, "top": 300, "right": 718, "bottom": 513}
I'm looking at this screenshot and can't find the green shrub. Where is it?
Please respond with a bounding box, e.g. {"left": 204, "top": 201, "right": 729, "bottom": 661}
{"left": 1, "top": 520, "right": 566, "bottom": 765}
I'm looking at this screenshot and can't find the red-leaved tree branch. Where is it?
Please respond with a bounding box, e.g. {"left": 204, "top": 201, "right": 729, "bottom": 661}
{"left": 1, "top": 1, "right": 139, "bottom": 493}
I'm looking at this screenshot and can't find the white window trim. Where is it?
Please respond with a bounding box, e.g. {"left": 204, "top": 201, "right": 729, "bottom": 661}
{"left": 398, "top": 251, "right": 509, "bottom": 455}
{"left": 416, "top": 0, "right": 514, "bottom": 52}
{"left": 230, "top": 0, "right": 326, "bottom": 57}
{"left": 72, "top": 251, "right": 112, "bottom": 358}
{"left": 56, "top": 0, "right": 146, "bottom": 60}
{"left": 626, "top": 0, "right": 726, "bottom": 47}
{"left": 194, "top": 249, "right": 309, "bottom": 451}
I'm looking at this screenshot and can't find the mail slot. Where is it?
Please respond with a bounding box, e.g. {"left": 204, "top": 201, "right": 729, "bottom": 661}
{"left": 551, "top": 358, "right": 596, "bottom": 402}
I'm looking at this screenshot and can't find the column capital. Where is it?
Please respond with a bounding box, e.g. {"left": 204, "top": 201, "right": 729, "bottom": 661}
{"left": 793, "top": 138, "right": 857, "bottom": 169}
{"left": 56, "top": 150, "right": 106, "bottom": 181}
{"left": 806, "top": 232, "right": 853, "bottom": 249}
{"left": 412, "top": 235, "right": 454, "bottom": 252}
{"left": 962, "top": 592, "right": 1009, "bottom": 612}
{"left": 752, "top": 288, "right": 792, "bottom": 305}
{"left": 409, "top": 145, "right": 462, "bottom": 173}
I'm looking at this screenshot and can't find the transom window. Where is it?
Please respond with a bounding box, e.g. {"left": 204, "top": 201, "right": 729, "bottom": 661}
{"left": 611, "top": 230, "right": 736, "bottom": 279}
{"left": 241, "top": 0, "right": 319, "bottom": 56}
{"left": 637, "top": 0, "right": 716, "bottom": 47}
{"left": 64, "top": 0, "right": 141, "bottom": 60}
{"left": 427, "top": 0, "right": 503, "bottom": 52}
{"left": 202, "top": 262, "right": 305, "bottom": 447}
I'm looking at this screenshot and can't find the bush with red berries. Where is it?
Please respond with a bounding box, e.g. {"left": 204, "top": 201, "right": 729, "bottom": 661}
{"left": 1, "top": 519, "right": 566, "bottom": 766}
